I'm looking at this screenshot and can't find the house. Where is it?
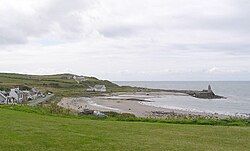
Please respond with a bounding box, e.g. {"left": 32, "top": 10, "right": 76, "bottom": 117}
{"left": 23, "top": 90, "right": 34, "bottom": 100}
{"left": 94, "top": 85, "right": 106, "bottom": 92}
{"left": 0, "top": 92, "right": 16, "bottom": 104}
{"left": 73, "top": 75, "right": 86, "bottom": 84}
{"left": 0, "top": 90, "right": 8, "bottom": 96}
{"left": 6, "top": 96, "right": 16, "bottom": 104}
{"left": 73, "top": 75, "right": 85, "bottom": 80}
{"left": 0, "top": 92, "right": 7, "bottom": 104}
{"left": 9, "top": 88, "right": 26, "bottom": 103}
{"left": 86, "top": 85, "right": 106, "bottom": 92}
{"left": 30, "top": 88, "right": 38, "bottom": 95}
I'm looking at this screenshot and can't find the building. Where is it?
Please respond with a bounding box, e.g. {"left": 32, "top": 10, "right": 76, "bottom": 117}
{"left": 73, "top": 75, "right": 86, "bottom": 84}
{"left": 0, "top": 92, "right": 7, "bottom": 104}
{"left": 86, "top": 85, "right": 106, "bottom": 92}
{"left": 23, "top": 90, "right": 35, "bottom": 100}
{"left": 0, "top": 92, "right": 16, "bottom": 104}
{"left": 9, "top": 88, "right": 25, "bottom": 103}
{"left": 93, "top": 85, "right": 106, "bottom": 92}
{"left": 73, "top": 75, "right": 85, "bottom": 81}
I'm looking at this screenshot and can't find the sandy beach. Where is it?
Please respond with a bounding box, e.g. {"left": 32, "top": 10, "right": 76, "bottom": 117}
{"left": 57, "top": 92, "right": 229, "bottom": 118}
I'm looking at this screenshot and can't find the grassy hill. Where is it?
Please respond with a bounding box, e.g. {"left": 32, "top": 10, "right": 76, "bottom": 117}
{"left": 0, "top": 73, "right": 133, "bottom": 97}
{"left": 1, "top": 108, "right": 250, "bottom": 151}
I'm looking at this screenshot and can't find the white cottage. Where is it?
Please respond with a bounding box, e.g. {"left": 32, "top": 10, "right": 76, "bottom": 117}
{"left": 86, "top": 85, "right": 106, "bottom": 92}
{"left": 9, "top": 88, "right": 24, "bottom": 103}
{"left": 93, "top": 85, "right": 106, "bottom": 92}
{"left": 73, "top": 75, "right": 86, "bottom": 81}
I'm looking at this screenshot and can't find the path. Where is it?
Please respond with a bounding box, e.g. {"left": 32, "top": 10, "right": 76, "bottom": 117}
{"left": 29, "top": 94, "right": 54, "bottom": 106}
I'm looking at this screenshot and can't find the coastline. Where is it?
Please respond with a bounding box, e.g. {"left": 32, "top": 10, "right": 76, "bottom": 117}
{"left": 57, "top": 92, "right": 231, "bottom": 119}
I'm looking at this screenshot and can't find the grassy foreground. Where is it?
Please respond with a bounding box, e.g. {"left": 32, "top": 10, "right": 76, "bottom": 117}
{"left": 0, "top": 108, "right": 250, "bottom": 151}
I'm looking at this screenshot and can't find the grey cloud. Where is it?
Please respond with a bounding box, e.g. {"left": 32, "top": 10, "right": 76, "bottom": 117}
{"left": 169, "top": 43, "right": 250, "bottom": 52}
{"left": 43, "top": 0, "right": 94, "bottom": 18}
{"left": 0, "top": 27, "right": 27, "bottom": 45}
{"left": 0, "top": 0, "right": 97, "bottom": 46}
{"left": 169, "top": 1, "right": 250, "bottom": 34}
{"left": 96, "top": 0, "right": 250, "bottom": 41}
{"left": 99, "top": 25, "right": 141, "bottom": 38}
{"left": 176, "top": 15, "right": 250, "bottom": 35}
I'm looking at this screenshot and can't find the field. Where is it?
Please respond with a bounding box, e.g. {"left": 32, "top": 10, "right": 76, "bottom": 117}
{"left": 1, "top": 108, "right": 250, "bottom": 151}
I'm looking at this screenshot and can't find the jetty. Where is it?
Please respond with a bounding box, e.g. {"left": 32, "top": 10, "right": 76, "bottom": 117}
{"left": 156, "top": 85, "right": 225, "bottom": 99}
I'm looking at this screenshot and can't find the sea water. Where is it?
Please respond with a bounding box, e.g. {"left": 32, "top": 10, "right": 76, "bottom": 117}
{"left": 114, "top": 81, "right": 250, "bottom": 117}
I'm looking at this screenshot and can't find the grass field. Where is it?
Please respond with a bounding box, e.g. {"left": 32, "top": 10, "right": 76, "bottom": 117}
{"left": 1, "top": 108, "right": 249, "bottom": 151}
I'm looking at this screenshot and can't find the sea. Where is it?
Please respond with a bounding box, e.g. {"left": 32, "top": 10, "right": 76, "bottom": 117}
{"left": 113, "top": 81, "right": 250, "bottom": 117}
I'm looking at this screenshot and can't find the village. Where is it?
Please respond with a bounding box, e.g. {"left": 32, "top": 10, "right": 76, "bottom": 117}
{"left": 0, "top": 83, "right": 106, "bottom": 105}
{"left": 0, "top": 88, "right": 44, "bottom": 104}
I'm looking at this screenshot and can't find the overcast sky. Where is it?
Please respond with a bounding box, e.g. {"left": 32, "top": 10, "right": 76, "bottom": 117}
{"left": 0, "top": 0, "right": 250, "bottom": 81}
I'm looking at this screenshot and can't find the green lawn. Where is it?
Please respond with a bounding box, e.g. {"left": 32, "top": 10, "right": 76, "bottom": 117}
{"left": 0, "top": 108, "right": 249, "bottom": 151}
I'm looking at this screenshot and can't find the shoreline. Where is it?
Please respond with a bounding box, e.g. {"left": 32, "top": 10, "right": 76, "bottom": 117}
{"left": 57, "top": 92, "right": 235, "bottom": 119}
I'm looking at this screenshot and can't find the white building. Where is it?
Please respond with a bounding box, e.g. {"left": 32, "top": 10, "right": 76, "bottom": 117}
{"left": 73, "top": 75, "right": 86, "bottom": 84}
{"left": 86, "top": 85, "right": 106, "bottom": 92}
{"left": 94, "top": 85, "right": 106, "bottom": 92}
{"left": 73, "top": 75, "right": 85, "bottom": 80}
{"left": 9, "top": 88, "right": 24, "bottom": 103}
{"left": 0, "top": 92, "right": 16, "bottom": 104}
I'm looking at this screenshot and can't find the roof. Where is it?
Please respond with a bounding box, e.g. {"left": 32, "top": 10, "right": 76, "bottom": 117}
{"left": 11, "top": 88, "right": 23, "bottom": 94}
{"left": 94, "top": 85, "right": 106, "bottom": 89}
{"left": 0, "top": 92, "right": 7, "bottom": 99}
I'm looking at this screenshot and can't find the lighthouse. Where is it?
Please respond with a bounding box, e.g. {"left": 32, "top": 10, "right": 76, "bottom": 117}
{"left": 208, "top": 85, "right": 212, "bottom": 93}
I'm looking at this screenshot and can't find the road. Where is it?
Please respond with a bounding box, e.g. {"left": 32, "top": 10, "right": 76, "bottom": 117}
{"left": 29, "top": 94, "right": 54, "bottom": 106}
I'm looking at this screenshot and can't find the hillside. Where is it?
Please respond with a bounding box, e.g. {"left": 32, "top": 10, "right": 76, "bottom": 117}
{"left": 0, "top": 73, "right": 133, "bottom": 97}
{"left": 1, "top": 108, "right": 250, "bottom": 151}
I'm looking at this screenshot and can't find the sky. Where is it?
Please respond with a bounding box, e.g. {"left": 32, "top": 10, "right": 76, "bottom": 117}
{"left": 0, "top": 0, "right": 250, "bottom": 81}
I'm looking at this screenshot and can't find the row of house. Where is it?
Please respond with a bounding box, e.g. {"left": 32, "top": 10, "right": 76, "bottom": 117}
{"left": 86, "top": 85, "right": 106, "bottom": 92}
{"left": 0, "top": 88, "right": 40, "bottom": 104}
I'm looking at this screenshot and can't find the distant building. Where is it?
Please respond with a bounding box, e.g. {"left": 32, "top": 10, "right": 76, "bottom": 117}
{"left": 86, "top": 85, "right": 106, "bottom": 92}
{"left": 0, "top": 91, "right": 8, "bottom": 96}
{"left": 23, "top": 90, "right": 34, "bottom": 100}
{"left": 0, "top": 92, "right": 7, "bottom": 104}
{"left": 73, "top": 75, "right": 85, "bottom": 80}
{"left": 73, "top": 75, "right": 86, "bottom": 84}
{"left": 94, "top": 85, "right": 106, "bottom": 92}
{"left": 9, "top": 88, "right": 26, "bottom": 103}
{"left": 0, "top": 92, "right": 15, "bottom": 104}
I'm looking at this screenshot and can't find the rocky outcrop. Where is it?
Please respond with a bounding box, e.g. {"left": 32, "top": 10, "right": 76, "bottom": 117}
{"left": 186, "top": 91, "right": 225, "bottom": 99}
{"left": 161, "top": 85, "right": 225, "bottom": 99}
